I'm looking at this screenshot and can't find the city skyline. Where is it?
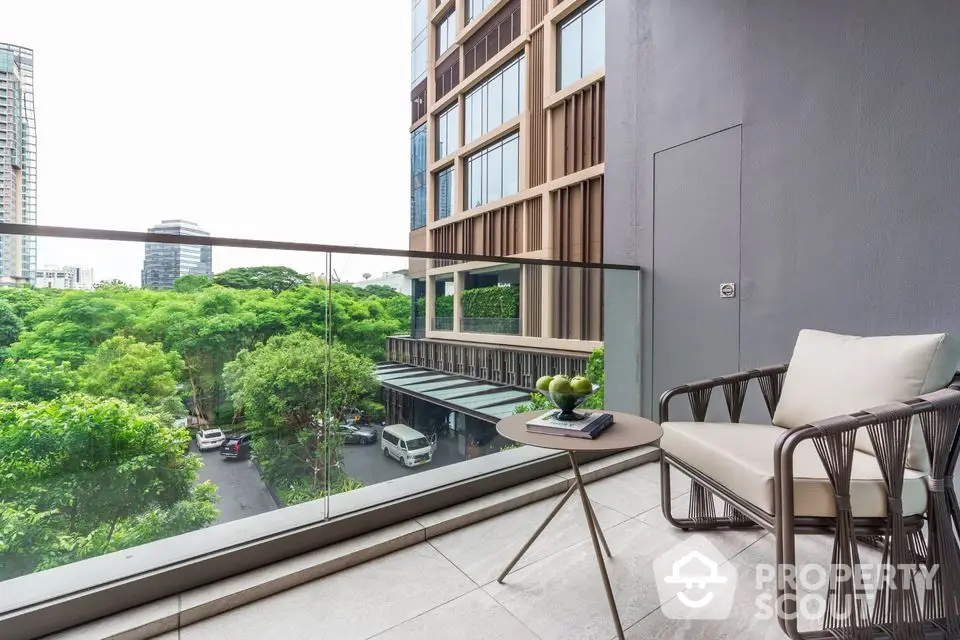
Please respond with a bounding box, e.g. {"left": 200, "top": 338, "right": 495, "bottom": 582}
{"left": 0, "top": 1, "right": 411, "bottom": 286}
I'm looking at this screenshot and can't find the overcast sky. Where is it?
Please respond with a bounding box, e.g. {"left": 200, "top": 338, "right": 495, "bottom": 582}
{"left": 1, "top": 1, "right": 411, "bottom": 285}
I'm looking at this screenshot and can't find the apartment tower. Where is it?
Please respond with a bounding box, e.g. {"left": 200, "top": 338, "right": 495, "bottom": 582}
{"left": 0, "top": 43, "right": 37, "bottom": 285}
{"left": 141, "top": 219, "right": 213, "bottom": 289}
{"left": 410, "top": 0, "right": 605, "bottom": 347}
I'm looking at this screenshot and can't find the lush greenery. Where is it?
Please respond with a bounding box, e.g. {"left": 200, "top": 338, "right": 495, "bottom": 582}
{"left": 224, "top": 333, "right": 378, "bottom": 504}
{"left": 462, "top": 285, "right": 519, "bottom": 318}
{"left": 416, "top": 285, "right": 519, "bottom": 320}
{"left": 0, "top": 395, "right": 217, "bottom": 579}
{"left": 0, "top": 271, "right": 410, "bottom": 579}
{"left": 514, "top": 346, "right": 605, "bottom": 414}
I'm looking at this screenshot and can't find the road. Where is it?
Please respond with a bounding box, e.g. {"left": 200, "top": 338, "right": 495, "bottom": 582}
{"left": 340, "top": 431, "right": 508, "bottom": 485}
{"left": 192, "top": 443, "right": 278, "bottom": 524}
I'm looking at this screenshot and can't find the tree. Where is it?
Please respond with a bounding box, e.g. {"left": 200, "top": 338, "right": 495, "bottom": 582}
{"left": 0, "top": 358, "right": 78, "bottom": 401}
{"left": 78, "top": 336, "right": 184, "bottom": 411}
{"left": 0, "top": 300, "right": 23, "bottom": 351}
{"left": 214, "top": 266, "right": 310, "bottom": 293}
{"left": 8, "top": 292, "right": 136, "bottom": 365}
{"left": 224, "top": 332, "right": 377, "bottom": 502}
{"left": 94, "top": 279, "right": 131, "bottom": 290}
{"left": 0, "top": 395, "right": 218, "bottom": 579}
{"left": 173, "top": 274, "right": 213, "bottom": 293}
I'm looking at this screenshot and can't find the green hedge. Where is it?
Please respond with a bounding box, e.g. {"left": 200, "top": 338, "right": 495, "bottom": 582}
{"left": 416, "top": 286, "right": 516, "bottom": 319}
{"left": 415, "top": 296, "right": 453, "bottom": 317}
{"left": 462, "top": 285, "right": 519, "bottom": 318}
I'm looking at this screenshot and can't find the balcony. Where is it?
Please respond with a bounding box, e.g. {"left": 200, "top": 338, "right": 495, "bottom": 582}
{"left": 40, "top": 450, "right": 869, "bottom": 639}
{"left": 0, "top": 226, "right": 637, "bottom": 639}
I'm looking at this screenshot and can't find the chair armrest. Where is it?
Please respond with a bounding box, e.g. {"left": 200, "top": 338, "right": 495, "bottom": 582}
{"left": 659, "top": 364, "right": 789, "bottom": 422}
{"left": 774, "top": 387, "right": 960, "bottom": 519}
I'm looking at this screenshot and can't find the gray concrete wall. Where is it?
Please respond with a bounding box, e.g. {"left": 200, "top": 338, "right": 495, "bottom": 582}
{"left": 604, "top": 0, "right": 960, "bottom": 415}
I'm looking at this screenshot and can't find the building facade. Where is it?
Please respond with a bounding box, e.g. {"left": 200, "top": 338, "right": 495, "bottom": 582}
{"left": 0, "top": 43, "right": 37, "bottom": 284}
{"left": 388, "top": 0, "right": 607, "bottom": 440}
{"left": 409, "top": 0, "right": 606, "bottom": 351}
{"left": 141, "top": 219, "right": 213, "bottom": 289}
{"left": 35, "top": 265, "right": 95, "bottom": 291}
{"left": 603, "top": 0, "right": 960, "bottom": 420}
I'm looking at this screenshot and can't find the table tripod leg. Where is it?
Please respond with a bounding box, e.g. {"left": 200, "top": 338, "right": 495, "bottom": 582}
{"left": 497, "top": 482, "right": 578, "bottom": 583}
{"left": 586, "top": 496, "right": 612, "bottom": 558}
{"left": 569, "top": 452, "right": 624, "bottom": 639}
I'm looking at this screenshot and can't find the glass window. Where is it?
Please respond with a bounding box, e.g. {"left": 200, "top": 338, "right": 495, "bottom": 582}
{"left": 436, "top": 166, "right": 455, "bottom": 220}
{"left": 466, "top": 0, "right": 494, "bottom": 24}
{"left": 486, "top": 144, "right": 503, "bottom": 201}
{"left": 465, "top": 132, "right": 520, "bottom": 210}
{"left": 581, "top": 0, "right": 605, "bottom": 78}
{"left": 436, "top": 105, "right": 458, "bottom": 159}
{"left": 487, "top": 73, "right": 503, "bottom": 131}
{"left": 557, "top": 0, "right": 605, "bottom": 89}
{"left": 437, "top": 10, "right": 457, "bottom": 57}
{"left": 410, "top": 124, "right": 427, "bottom": 229}
{"left": 464, "top": 56, "right": 525, "bottom": 144}
{"left": 411, "top": 0, "right": 429, "bottom": 85}
{"left": 502, "top": 135, "right": 519, "bottom": 196}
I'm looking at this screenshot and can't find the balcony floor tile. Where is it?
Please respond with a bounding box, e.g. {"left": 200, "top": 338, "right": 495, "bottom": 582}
{"left": 370, "top": 589, "right": 539, "bottom": 640}
{"left": 428, "top": 493, "right": 629, "bottom": 585}
{"left": 179, "top": 543, "right": 475, "bottom": 640}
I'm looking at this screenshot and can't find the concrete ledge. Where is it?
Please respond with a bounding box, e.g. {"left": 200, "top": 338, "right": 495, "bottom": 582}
{"left": 41, "top": 449, "right": 658, "bottom": 639}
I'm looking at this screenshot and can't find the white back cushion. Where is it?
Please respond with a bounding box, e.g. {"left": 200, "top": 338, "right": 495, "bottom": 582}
{"left": 772, "top": 329, "right": 960, "bottom": 471}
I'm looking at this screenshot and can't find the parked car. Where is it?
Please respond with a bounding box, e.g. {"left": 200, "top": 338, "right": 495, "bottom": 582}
{"left": 381, "top": 424, "right": 433, "bottom": 467}
{"left": 220, "top": 433, "right": 252, "bottom": 460}
{"left": 195, "top": 428, "right": 226, "bottom": 451}
{"left": 338, "top": 424, "right": 379, "bottom": 445}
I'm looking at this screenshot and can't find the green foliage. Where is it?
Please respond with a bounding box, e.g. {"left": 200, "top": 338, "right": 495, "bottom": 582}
{"left": 0, "top": 287, "right": 58, "bottom": 319}
{"left": 94, "top": 280, "right": 132, "bottom": 291}
{"left": 0, "top": 359, "right": 78, "bottom": 401}
{"left": 9, "top": 292, "right": 137, "bottom": 366}
{"left": 172, "top": 274, "right": 213, "bottom": 293}
{"left": 78, "top": 336, "right": 184, "bottom": 411}
{"left": 0, "top": 395, "right": 218, "bottom": 578}
{"left": 0, "top": 300, "right": 23, "bottom": 350}
{"left": 0, "top": 274, "right": 408, "bottom": 580}
{"left": 277, "top": 475, "right": 365, "bottom": 506}
{"left": 225, "top": 332, "right": 378, "bottom": 496}
{"left": 461, "top": 285, "right": 519, "bottom": 318}
{"left": 214, "top": 266, "right": 310, "bottom": 293}
{"left": 415, "top": 295, "right": 454, "bottom": 318}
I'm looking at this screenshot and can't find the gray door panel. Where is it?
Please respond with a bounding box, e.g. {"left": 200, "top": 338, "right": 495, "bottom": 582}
{"left": 653, "top": 126, "right": 742, "bottom": 421}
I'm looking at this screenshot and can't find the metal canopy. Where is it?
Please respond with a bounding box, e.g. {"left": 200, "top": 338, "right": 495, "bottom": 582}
{"left": 375, "top": 364, "right": 532, "bottom": 423}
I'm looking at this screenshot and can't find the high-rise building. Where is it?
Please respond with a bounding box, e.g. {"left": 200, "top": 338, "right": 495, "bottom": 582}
{"left": 0, "top": 43, "right": 37, "bottom": 285}
{"left": 408, "top": 0, "right": 605, "bottom": 342}
{"left": 141, "top": 219, "right": 213, "bottom": 289}
{"left": 386, "top": 1, "right": 607, "bottom": 435}
{"left": 35, "top": 265, "right": 95, "bottom": 291}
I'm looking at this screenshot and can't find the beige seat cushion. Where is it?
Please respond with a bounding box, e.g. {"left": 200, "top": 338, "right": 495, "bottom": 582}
{"left": 661, "top": 421, "right": 927, "bottom": 518}
{"left": 772, "top": 330, "right": 960, "bottom": 472}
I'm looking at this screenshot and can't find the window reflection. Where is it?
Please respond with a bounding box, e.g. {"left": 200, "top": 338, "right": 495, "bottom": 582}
{"left": 557, "top": 0, "right": 605, "bottom": 89}
{"left": 466, "top": 132, "right": 519, "bottom": 210}
{"left": 464, "top": 56, "right": 524, "bottom": 144}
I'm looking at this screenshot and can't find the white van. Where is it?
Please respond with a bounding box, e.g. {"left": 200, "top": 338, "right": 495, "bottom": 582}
{"left": 381, "top": 424, "right": 433, "bottom": 467}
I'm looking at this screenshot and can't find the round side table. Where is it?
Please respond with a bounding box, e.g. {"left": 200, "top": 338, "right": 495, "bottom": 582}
{"left": 496, "top": 411, "right": 662, "bottom": 640}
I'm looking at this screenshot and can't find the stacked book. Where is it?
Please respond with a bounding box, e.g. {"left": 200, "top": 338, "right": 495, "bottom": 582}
{"left": 525, "top": 410, "right": 614, "bottom": 439}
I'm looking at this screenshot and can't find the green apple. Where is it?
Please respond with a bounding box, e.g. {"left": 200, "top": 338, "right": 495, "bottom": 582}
{"left": 536, "top": 375, "right": 554, "bottom": 391}
{"left": 554, "top": 374, "right": 570, "bottom": 380}
{"left": 570, "top": 377, "right": 593, "bottom": 395}
{"left": 549, "top": 377, "right": 573, "bottom": 393}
